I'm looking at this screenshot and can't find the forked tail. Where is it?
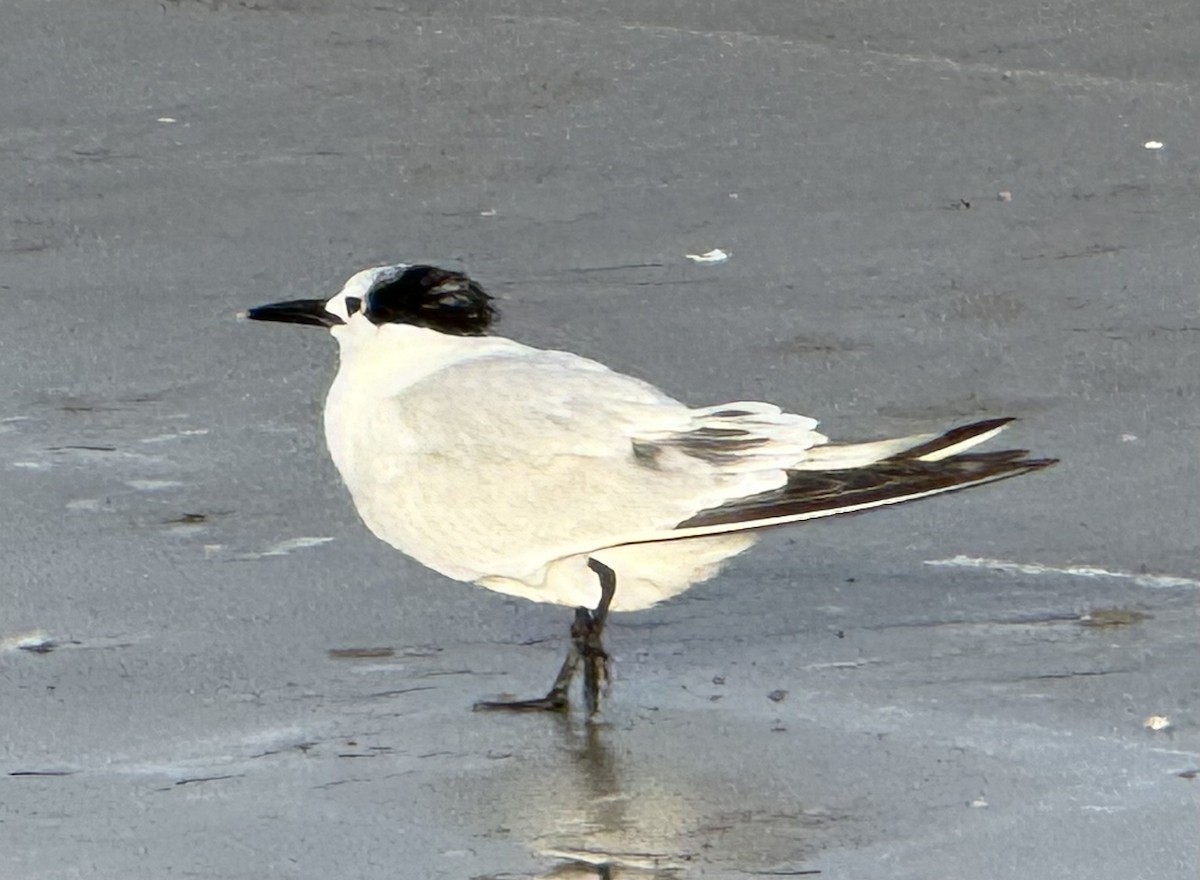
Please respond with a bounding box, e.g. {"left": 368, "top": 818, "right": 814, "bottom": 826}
{"left": 669, "top": 418, "right": 1057, "bottom": 538}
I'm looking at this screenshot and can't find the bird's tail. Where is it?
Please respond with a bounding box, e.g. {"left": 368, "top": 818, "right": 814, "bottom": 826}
{"left": 652, "top": 418, "right": 1056, "bottom": 541}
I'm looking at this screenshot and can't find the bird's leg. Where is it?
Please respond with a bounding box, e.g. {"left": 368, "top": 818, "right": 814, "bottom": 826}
{"left": 473, "top": 639, "right": 579, "bottom": 713}
{"left": 473, "top": 558, "right": 617, "bottom": 715}
{"left": 580, "top": 558, "right": 616, "bottom": 716}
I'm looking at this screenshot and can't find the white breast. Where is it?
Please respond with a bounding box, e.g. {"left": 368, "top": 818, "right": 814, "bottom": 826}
{"left": 322, "top": 319, "right": 541, "bottom": 580}
{"left": 320, "top": 318, "right": 775, "bottom": 608}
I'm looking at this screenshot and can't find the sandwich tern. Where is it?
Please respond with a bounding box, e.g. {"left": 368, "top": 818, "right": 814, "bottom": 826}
{"left": 246, "top": 263, "right": 1056, "bottom": 715}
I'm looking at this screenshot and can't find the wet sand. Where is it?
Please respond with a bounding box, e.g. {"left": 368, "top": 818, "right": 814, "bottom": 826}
{"left": 2, "top": 2, "right": 1197, "bottom": 877}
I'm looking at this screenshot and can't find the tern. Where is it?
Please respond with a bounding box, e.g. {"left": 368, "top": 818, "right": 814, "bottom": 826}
{"left": 246, "top": 263, "right": 1055, "bottom": 715}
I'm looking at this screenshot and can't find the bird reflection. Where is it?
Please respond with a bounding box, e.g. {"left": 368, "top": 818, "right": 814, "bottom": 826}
{"left": 495, "top": 719, "right": 692, "bottom": 876}
{"left": 537, "top": 858, "right": 682, "bottom": 879}
{"left": 465, "top": 713, "right": 823, "bottom": 877}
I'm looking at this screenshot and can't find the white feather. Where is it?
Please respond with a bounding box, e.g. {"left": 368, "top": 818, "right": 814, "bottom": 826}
{"left": 311, "top": 270, "right": 1028, "bottom": 612}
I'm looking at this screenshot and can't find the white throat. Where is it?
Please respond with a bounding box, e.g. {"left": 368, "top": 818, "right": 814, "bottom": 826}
{"left": 322, "top": 320, "right": 531, "bottom": 483}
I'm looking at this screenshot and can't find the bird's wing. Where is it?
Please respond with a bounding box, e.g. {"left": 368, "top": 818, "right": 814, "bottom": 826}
{"left": 369, "top": 347, "right": 1052, "bottom": 581}
{"left": 613, "top": 419, "right": 1057, "bottom": 545}
{"left": 359, "top": 348, "right": 793, "bottom": 578}
{"left": 630, "top": 401, "right": 827, "bottom": 474}
{"left": 399, "top": 349, "right": 828, "bottom": 491}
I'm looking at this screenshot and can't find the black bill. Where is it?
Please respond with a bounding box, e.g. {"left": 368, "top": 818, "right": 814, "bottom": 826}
{"left": 244, "top": 298, "right": 341, "bottom": 328}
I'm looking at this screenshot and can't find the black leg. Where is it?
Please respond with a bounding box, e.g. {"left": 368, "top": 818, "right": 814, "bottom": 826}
{"left": 581, "top": 558, "right": 617, "bottom": 716}
{"left": 474, "top": 558, "right": 618, "bottom": 715}
{"left": 473, "top": 641, "right": 578, "bottom": 713}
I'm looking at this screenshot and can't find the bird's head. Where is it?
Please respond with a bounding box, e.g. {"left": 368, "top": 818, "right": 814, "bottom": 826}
{"left": 245, "top": 264, "right": 497, "bottom": 336}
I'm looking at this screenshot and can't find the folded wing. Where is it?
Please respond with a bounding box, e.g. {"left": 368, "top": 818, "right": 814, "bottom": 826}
{"left": 623, "top": 418, "right": 1057, "bottom": 542}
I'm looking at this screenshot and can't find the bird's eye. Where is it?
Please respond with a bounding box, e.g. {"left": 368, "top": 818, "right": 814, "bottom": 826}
{"left": 344, "top": 296, "right": 363, "bottom": 314}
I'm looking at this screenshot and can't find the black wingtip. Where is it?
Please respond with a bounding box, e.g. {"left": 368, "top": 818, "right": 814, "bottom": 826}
{"left": 677, "top": 448, "right": 1057, "bottom": 531}
{"left": 1020, "top": 456, "right": 1059, "bottom": 470}
{"left": 891, "top": 417, "right": 1017, "bottom": 461}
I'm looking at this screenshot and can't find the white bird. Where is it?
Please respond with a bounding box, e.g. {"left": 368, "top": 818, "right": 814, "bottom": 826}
{"left": 246, "top": 263, "right": 1055, "bottom": 714}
